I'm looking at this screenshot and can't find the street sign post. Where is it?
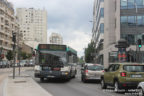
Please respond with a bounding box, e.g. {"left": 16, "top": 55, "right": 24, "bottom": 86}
{"left": 12, "top": 32, "right": 16, "bottom": 79}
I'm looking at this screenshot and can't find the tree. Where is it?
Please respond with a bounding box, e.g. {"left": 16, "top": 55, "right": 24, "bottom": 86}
{"left": 20, "top": 52, "right": 27, "bottom": 59}
{"left": 6, "top": 51, "right": 14, "bottom": 60}
{"left": 27, "top": 53, "right": 32, "bottom": 59}
{"left": 84, "top": 41, "right": 95, "bottom": 63}
{"left": 20, "top": 51, "right": 32, "bottom": 60}
{"left": 78, "top": 56, "right": 85, "bottom": 64}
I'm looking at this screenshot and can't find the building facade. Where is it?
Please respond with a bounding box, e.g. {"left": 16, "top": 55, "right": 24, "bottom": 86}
{"left": 16, "top": 8, "right": 47, "bottom": 49}
{"left": 49, "top": 33, "right": 63, "bottom": 45}
{"left": 0, "top": 0, "right": 19, "bottom": 59}
{"left": 92, "top": 0, "right": 144, "bottom": 68}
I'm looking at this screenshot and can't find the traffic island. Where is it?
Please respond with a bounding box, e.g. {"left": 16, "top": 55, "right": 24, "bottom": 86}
{"left": 4, "top": 76, "right": 53, "bottom": 96}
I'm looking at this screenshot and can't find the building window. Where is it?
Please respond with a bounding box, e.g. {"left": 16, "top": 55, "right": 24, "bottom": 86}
{"left": 100, "top": 0, "right": 104, "bottom": 2}
{"left": 100, "top": 23, "right": 104, "bottom": 33}
{"left": 100, "top": 8, "right": 104, "bottom": 17}
{"left": 121, "top": 34, "right": 135, "bottom": 45}
{"left": 128, "top": 0, "right": 135, "bottom": 9}
{"left": 135, "top": 0, "right": 143, "bottom": 8}
{"left": 121, "top": 0, "right": 127, "bottom": 9}
{"left": 128, "top": 16, "right": 136, "bottom": 26}
{"left": 121, "top": 16, "right": 127, "bottom": 23}
{"left": 137, "top": 16, "right": 143, "bottom": 26}
{"left": 143, "top": 16, "right": 144, "bottom": 25}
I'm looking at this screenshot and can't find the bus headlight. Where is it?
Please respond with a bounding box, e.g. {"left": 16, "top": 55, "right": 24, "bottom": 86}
{"left": 62, "top": 71, "right": 69, "bottom": 75}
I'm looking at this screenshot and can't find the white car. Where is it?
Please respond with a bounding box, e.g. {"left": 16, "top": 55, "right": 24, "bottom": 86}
{"left": 137, "top": 82, "right": 144, "bottom": 96}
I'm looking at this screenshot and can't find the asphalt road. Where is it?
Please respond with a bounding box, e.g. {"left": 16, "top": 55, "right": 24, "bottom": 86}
{"left": 25, "top": 67, "right": 137, "bottom": 96}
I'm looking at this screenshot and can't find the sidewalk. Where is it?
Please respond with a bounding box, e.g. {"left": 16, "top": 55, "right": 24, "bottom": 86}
{"left": 4, "top": 75, "right": 53, "bottom": 96}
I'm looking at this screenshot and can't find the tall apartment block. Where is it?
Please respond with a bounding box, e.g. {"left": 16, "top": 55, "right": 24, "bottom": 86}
{"left": 0, "top": 0, "right": 19, "bottom": 58}
{"left": 49, "top": 33, "right": 63, "bottom": 45}
{"left": 92, "top": 0, "right": 144, "bottom": 68}
{"left": 16, "top": 8, "right": 47, "bottom": 49}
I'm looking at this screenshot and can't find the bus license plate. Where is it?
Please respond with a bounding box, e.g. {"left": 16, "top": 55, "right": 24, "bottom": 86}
{"left": 47, "top": 76, "right": 55, "bottom": 78}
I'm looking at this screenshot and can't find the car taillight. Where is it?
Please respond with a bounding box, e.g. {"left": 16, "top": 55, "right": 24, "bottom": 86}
{"left": 121, "top": 72, "right": 126, "bottom": 77}
{"left": 85, "top": 70, "right": 88, "bottom": 73}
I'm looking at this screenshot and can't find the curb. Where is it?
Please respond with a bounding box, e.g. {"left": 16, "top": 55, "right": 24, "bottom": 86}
{"left": 29, "top": 78, "right": 53, "bottom": 96}
{"left": 3, "top": 78, "right": 8, "bottom": 96}
{"left": 3, "top": 75, "right": 53, "bottom": 96}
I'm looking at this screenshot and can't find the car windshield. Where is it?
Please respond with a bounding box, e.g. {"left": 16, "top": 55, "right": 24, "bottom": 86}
{"left": 87, "top": 65, "right": 103, "bottom": 71}
{"left": 123, "top": 65, "right": 144, "bottom": 72}
{"left": 20, "top": 60, "right": 26, "bottom": 63}
{"left": 39, "top": 51, "right": 67, "bottom": 67}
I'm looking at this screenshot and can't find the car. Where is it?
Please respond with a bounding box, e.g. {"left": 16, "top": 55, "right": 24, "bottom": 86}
{"left": 0, "top": 60, "right": 9, "bottom": 68}
{"left": 20, "top": 60, "right": 27, "bottom": 67}
{"left": 0, "top": 61, "right": 3, "bottom": 68}
{"left": 101, "top": 63, "right": 144, "bottom": 92}
{"left": 29, "top": 60, "right": 34, "bottom": 66}
{"left": 2, "top": 60, "right": 8, "bottom": 68}
{"left": 81, "top": 63, "right": 104, "bottom": 83}
{"left": 137, "top": 82, "right": 144, "bottom": 96}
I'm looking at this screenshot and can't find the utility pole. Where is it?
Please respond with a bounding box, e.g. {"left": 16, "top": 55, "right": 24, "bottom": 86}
{"left": 0, "top": 47, "right": 3, "bottom": 63}
{"left": 12, "top": 32, "right": 16, "bottom": 79}
{"left": 18, "top": 30, "right": 21, "bottom": 76}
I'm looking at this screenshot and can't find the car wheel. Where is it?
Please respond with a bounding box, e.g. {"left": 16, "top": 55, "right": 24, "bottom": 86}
{"left": 114, "top": 81, "right": 120, "bottom": 93}
{"left": 40, "top": 78, "right": 44, "bottom": 82}
{"left": 138, "top": 88, "right": 144, "bottom": 96}
{"left": 73, "top": 75, "right": 76, "bottom": 78}
{"left": 101, "top": 79, "right": 107, "bottom": 89}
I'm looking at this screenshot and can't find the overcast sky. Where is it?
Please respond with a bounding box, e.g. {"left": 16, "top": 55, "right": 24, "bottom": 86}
{"left": 8, "top": 0, "right": 94, "bottom": 57}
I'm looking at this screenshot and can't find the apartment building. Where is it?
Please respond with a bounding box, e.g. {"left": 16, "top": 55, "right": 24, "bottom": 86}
{"left": 92, "top": 0, "right": 144, "bottom": 68}
{"left": 16, "top": 8, "right": 47, "bottom": 49}
{"left": 0, "top": 0, "right": 19, "bottom": 58}
{"left": 49, "top": 33, "right": 63, "bottom": 45}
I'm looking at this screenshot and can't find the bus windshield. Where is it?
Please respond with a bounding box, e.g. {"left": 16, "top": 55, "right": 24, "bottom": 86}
{"left": 39, "top": 51, "right": 67, "bottom": 67}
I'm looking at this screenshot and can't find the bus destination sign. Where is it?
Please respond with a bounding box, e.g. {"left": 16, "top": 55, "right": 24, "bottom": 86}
{"left": 38, "top": 44, "right": 66, "bottom": 51}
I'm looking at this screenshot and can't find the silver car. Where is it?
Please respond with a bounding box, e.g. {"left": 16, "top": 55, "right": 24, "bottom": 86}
{"left": 137, "top": 82, "right": 144, "bottom": 96}
{"left": 81, "top": 64, "right": 104, "bottom": 82}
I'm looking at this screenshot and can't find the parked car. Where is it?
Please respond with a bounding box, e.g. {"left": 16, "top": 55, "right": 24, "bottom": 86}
{"left": 101, "top": 63, "right": 144, "bottom": 92}
{"left": 0, "top": 60, "right": 9, "bottom": 68}
{"left": 81, "top": 63, "right": 104, "bottom": 83}
{"left": 0, "top": 61, "right": 3, "bottom": 68}
{"left": 23, "top": 60, "right": 29, "bottom": 67}
{"left": 20, "top": 60, "right": 27, "bottom": 67}
{"left": 2, "top": 60, "right": 8, "bottom": 68}
{"left": 29, "top": 60, "right": 34, "bottom": 66}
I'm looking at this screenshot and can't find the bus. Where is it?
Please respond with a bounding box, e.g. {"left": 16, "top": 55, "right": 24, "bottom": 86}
{"left": 34, "top": 44, "right": 77, "bottom": 81}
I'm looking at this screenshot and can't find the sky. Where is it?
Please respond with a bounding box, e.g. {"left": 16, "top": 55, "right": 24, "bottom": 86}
{"left": 8, "top": 0, "right": 94, "bottom": 57}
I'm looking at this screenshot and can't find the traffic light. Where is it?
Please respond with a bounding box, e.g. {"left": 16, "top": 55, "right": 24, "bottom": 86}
{"left": 138, "top": 39, "right": 142, "bottom": 48}
{"left": 12, "top": 32, "right": 16, "bottom": 43}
